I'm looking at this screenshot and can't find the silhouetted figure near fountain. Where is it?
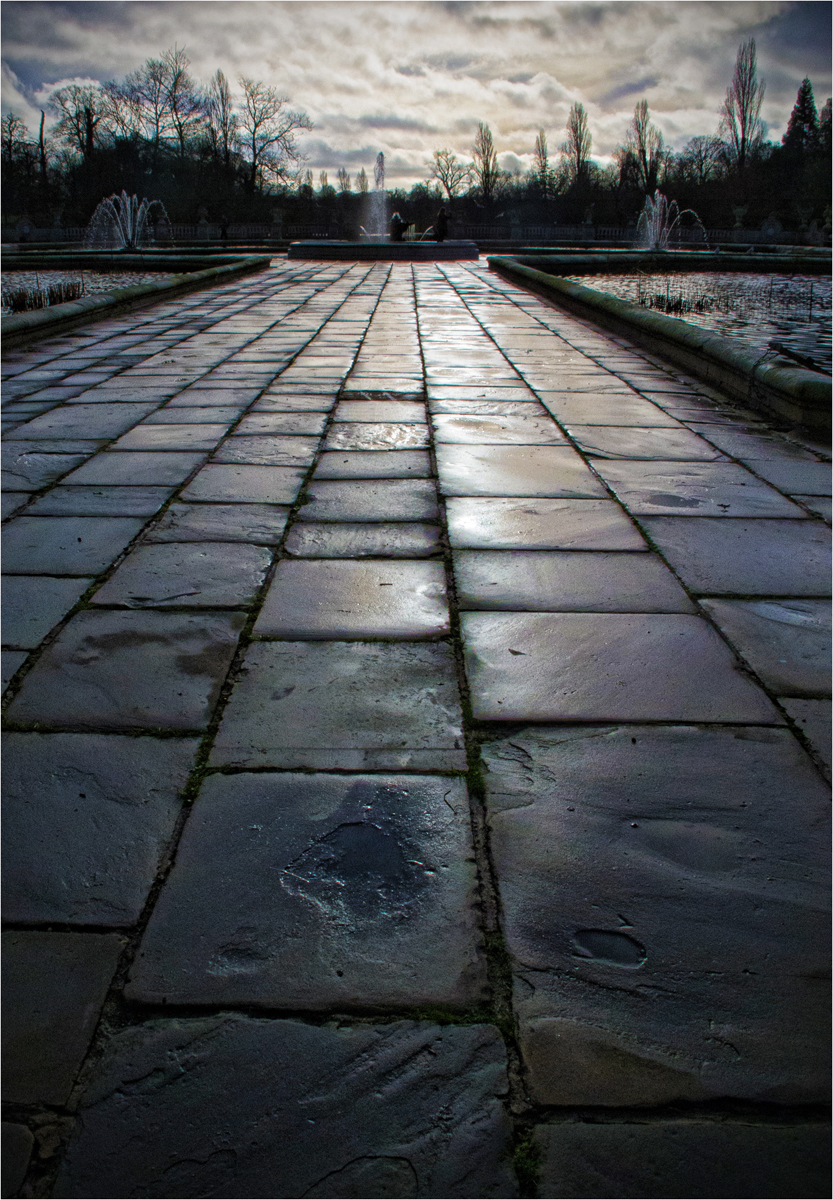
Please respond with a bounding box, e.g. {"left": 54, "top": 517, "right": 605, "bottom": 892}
{"left": 435, "top": 206, "right": 449, "bottom": 243}
{"left": 219, "top": 215, "right": 229, "bottom": 240}
{"left": 390, "top": 212, "right": 410, "bottom": 243}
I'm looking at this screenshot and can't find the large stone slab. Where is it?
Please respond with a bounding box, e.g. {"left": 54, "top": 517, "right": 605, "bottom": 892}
{"left": 1, "top": 448, "right": 90, "bottom": 491}
{"left": 8, "top": 403, "right": 159, "bottom": 439}
{"left": 129, "top": 773, "right": 485, "bottom": 1008}
{"left": 453, "top": 551, "right": 694, "bottom": 612}
{"left": 62, "top": 451, "right": 205, "bottom": 486}
{"left": 2, "top": 576, "right": 91, "bottom": 648}
{"left": 314, "top": 450, "right": 432, "bottom": 478}
{"left": 2, "top": 1123, "right": 34, "bottom": 1198}
{"left": 146, "top": 406, "right": 247, "bottom": 425}
{"left": 533, "top": 1121, "right": 831, "bottom": 1199}
{"left": 436, "top": 445, "right": 606, "bottom": 498}
{"left": 211, "top": 640, "right": 465, "bottom": 769}
{"left": 431, "top": 415, "right": 565, "bottom": 444}
{"left": 481, "top": 725, "right": 831, "bottom": 1105}
{"left": 2, "top": 931, "right": 122, "bottom": 1105}
{"left": 1, "top": 516, "right": 146, "bottom": 575}
{"left": 111, "top": 424, "right": 230, "bottom": 450}
{"left": 781, "top": 698, "right": 831, "bottom": 772}
{"left": 301, "top": 479, "right": 439, "bottom": 522}
{"left": 91, "top": 542, "right": 272, "bottom": 608}
{"left": 180, "top": 463, "right": 305, "bottom": 504}
{"left": 333, "top": 400, "right": 426, "bottom": 422}
{"left": 700, "top": 599, "right": 831, "bottom": 695}
{"left": 232, "top": 411, "right": 328, "bottom": 435}
{"left": 5, "top": 610, "right": 244, "bottom": 730}
{"left": 595, "top": 460, "right": 807, "bottom": 518}
{"left": 567, "top": 426, "right": 725, "bottom": 460}
{"left": 213, "top": 435, "right": 319, "bottom": 466}
{"left": 539, "top": 394, "right": 683, "bottom": 426}
{"left": 25, "top": 485, "right": 174, "bottom": 517}
{"left": 446, "top": 497, "right": 645, "bottom": 549}
{"left": 54, "top": 1017, "right": 515, "bottom": 1198}
{"left": 324, "top": 423, "right": 430, "bottom": 451}
{"left": 642, "top": 517, "right": 831, "bottom": 595}
{"left": 255, "top": 559, "right": 449, "bottom": 638}
{"left": 461, "top": 612, "right": 780, "bottom": 722}
{"left": 144, "top": 502, "right": 290, "bottom": 544}
{"left": 2, "top": 733, "right": 198, "bottom": 924}
{"left": 742, "top": 458, "right": 832, "bottom": 495}
{"left": 284, "top": 521, "right": 441, "bottom": 557}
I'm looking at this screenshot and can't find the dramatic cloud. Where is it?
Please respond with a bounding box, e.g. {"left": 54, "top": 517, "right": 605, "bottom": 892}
{"left": 2, "top": 1, "right": 830, "bottom": 186}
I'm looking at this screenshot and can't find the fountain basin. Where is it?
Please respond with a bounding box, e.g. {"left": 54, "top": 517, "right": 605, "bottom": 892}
{"left": 287, "top": 240, "right": 479, "bottom": 261}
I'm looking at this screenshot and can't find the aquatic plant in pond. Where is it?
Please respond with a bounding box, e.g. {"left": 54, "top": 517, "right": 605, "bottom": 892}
{"left": 635, "top": 191, "right": 707, "bottom": 251}
{"left": 2, "top": 278, "right": 86, "bottom": 313}
{"left": 86, "top": 191, "right": 171, "bottom": 250}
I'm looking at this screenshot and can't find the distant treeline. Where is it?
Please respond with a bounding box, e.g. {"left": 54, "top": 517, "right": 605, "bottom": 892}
{"left": 2, "top": 40, "right": 830, "bottom": 237}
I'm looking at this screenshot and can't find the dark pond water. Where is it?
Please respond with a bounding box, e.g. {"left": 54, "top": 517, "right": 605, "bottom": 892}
{"left": 1, "top": 269, "right": 174, "bottom": 314}
{"left": 566, "top": 272, "right": 832, "bottom": 373}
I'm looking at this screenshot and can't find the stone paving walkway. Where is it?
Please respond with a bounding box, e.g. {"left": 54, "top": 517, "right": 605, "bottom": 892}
{"left": 2, "top": 259, "right": 830, "bottom": 1199}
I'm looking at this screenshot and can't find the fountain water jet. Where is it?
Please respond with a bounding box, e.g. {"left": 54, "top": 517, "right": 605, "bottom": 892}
{"left": 86, "top": 191, "right": 171, "bottom": 250}
{"left": 635, "top": 191, "right": 708, "bottom": 251}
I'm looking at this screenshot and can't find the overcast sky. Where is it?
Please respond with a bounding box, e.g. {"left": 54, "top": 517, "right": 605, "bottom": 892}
{"left": 2, "top": 1, "right": 831, "bottom": 185}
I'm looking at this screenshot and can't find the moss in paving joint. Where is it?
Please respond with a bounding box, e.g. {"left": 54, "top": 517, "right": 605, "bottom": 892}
{"left": 512, "top": 1128, "right": 542, "bottom": 1198}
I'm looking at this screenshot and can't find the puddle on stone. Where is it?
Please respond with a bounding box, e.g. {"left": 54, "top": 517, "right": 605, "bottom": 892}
{"left": 646, "top": 493, "right": 703, "bottom": 508}
{"left": 571, "top": 928, "right": 646, "bottom": 968}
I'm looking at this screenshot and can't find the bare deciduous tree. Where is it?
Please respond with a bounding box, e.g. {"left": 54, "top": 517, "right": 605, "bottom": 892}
{"left": 471, "top": 122, "right": 507, "bottom": 202}
{"left": 532, "top": 129, "right": 552, "bottom": 195}
{"left": 337, "top": 167, "right": 351, "bottom": 192}
{"left": 356, "top": 166, "right": 369, "bottom": 193}
{"left": 163, "top": 46, "right": 204, "bottom": 158}
{"left": 2, "top": 112, "right": 29, "bottom": 162}
{"left": 206, "top": 69, "right": 238, "bottom": 167}
{"left": 238, "top": 77, "right": 312, "bottom": 189}
{"left": 720, "top": 39, "right": 765, "bottom": 168}
{"left": 562, "top": 103, "right": 592, "bottom": 184}
{"left": 429, "top": 148, "right": 471, "bottom": 198}
{"left": 47, "top": 84, "right": 108, "bottom": 158}
{"left": 625, "top": 99, "right": 665, "bottom": 193}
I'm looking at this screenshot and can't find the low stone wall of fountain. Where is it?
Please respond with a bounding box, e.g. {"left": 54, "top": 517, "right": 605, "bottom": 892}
{"left": 488, "top": 254, "right": 831, "bottom": 435}
{"left": 288, "top": 240, "right": 479, "bottom": 261}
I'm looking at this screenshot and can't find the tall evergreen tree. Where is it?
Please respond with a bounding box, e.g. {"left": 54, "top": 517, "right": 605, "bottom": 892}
{"left": 782, "top": 78, "right": 819, "bottom": 155}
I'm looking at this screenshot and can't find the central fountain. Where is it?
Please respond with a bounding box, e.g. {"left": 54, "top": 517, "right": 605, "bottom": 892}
{"left": 290, "top": 152, "right": 477, "bottom": 261}
{"left": 635, "top": 191, "right": 708, "bottom": 251}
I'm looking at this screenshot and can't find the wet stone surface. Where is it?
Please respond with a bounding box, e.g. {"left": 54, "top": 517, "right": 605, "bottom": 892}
{"left": 2, "top": 733, "right": 198, "bottom": 925}
{"left": 314, "top": 449, "right": 433, "bottom": 478}
{"left": 436, "top": 444, "right": 606, "bottom": 498}
{"left": 180, "top": 462, "right": 306, "bottom": 504}
{"left": 5, "top": 609, "right": 244, "bottom": 730}
{"left": 143, "top": 502, "right": 290, "bottom": 544}
{"left": 129, "top": 773, "right": 485, "bottom": 1008}
{"left": 595, "top": 460, "right": 807, "bottom": 518}
{"left": 255, "top": 559, "right": 449, "bottom": 639}
{"left": 211, "top": 640, "right": 466, "bottom": 770}
{"left": 300, "top": 479, "right": 440, "bottom": 522}
{"left": 3, "top": 931, "right": 123, "bottom": 1105}
{"left": 481, "top": 726, "right": 831, "bottom": 1106}
{"left": 445, "top": 497, "right": 645, "bottom": 550}
{"left": 54, "top": 1018, "right": 516, "bottom": 1199}
{"left": 533, "top": 1121, "right": 832, "bottom": 1200}
{"left": 284, "top": 521, "right": 441, "bottom": 557}
{"left": 91, "top": 542, "right": 272, "bottom": 608}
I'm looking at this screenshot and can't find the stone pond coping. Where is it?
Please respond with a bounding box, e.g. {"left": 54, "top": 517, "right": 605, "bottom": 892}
{"left": 1, "top": 254, "right": 272, "bottom": 350}
{"left": 287, "top": 240, "right": 480, "bottom": 261}
{"left": 488, "top": 255, "right": 832, "bottom": 436}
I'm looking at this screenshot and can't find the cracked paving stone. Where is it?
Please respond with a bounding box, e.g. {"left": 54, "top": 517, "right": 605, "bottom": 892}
{"left": 566, "top": 427, "right": 726, "bottom": 460}
{"left": 285, "top": 522, "right": 441, "bottom": 558}
{"left": 5, "top": 609, "right": 244, "bottom": 730}
{"left": 481, "top": 725, "right": 831, "bottom": 1106}
{"left": 594, "top": 461, "right": 807, "bottom": 518}
{"left": 461, "top": 612, "right": 780, "bottom": 722}
{"left": 2, "top": 576, "right": 92, "bottom": 647}
{"left": 446, "top": 497, "right": 646, "bottom": 550}
{"left": 436, "top": 445, "right": 606, "bottom": 498}
{"left": 2, "top": 733, "right": 199, "bottom": 925}
{"left": 91, "top": 542, "right": 272, "bottom": 608}
{"left": 324, "top": 423, "right": 430, "bottom": 451}
{"left": 211, "top": 640, "right": 466, "bottom": 770}
{"left": 533, "top": 1121, "right": 832, "bottom": 1200}
{"left": 641, "top": 517, "right": 831, "bottom": 595}
{"left": 301, "top": 479, "right": 439, "bottom": 522}
{"left": 54, "top": 1017, "right": 516, "bottom": 1198}
{"left": 453, "top": 551, "right": 694, "bottom": 612}
{"left": 255, "top": 559, "right": 449, "bottom": 638}
{"left": 1, "top": 516, "right": 147, "bottom": 575}
{"left": 128, "top": 773, "right": 485, "bottom": 1008}
{"left": 2, "top": 449, "right": 90, "bottom": 491}
{"left": 2, "top": 931, "right": 123, "bottom": 1106}
{"left": 144, "top": 502, "right": 290, "bottom": 544}
{"left": 699, "top": 599, "right": 831, "bottom": 696}
{"left": 180, "top": 463, "right": 306, "bottom": 505}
